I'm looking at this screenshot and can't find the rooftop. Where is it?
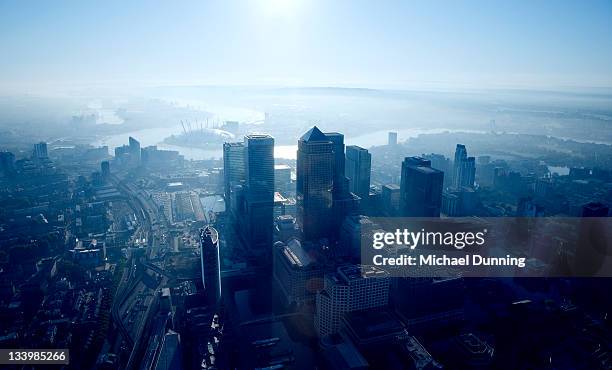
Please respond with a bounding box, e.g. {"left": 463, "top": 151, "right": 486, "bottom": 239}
{"left": 300, "top": 126, "right": 328, "bottom": 142}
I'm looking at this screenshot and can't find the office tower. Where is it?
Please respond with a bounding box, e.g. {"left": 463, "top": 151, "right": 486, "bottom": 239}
{"left": 33, "top": 142, "right": 48, "bottom": 159}
{"left": 400, "top": 157, "right": 444, "bottom": 217}
{"left": 101, "top": 161, "right": 110, "bottom": 178}
{"left": 315, "top": 265, "right": 390, "bottom": 337}
{"left": 462, "top": 157, "right": 476, "bottom": 187}
{"left": 442, "top": 191, "right": 460, "bottom": 216}
{"left": 200, "top": 226, "right": 221, "bottom": 305}
{"left": 223, "top": 142, "right": 245, "bottom": 210}
{"left": 244, "top": 134, "right": 275, "bottom": 259}
{"left": 114, "top": 145, "right": 130, "bottom": 158}
{"left": 340, "top": 215, "right": 374, "bottom": 258}
{"left": 326, "top": 132, "right": 346, "bottom": 192}
{"left": 423, "top": 153, "right": 451, "bottom": 187}
{"left": 453, "top": 144, "right": 466, "bottom": 188}
{"left": 581, "top": 202, "right": 609, "bottom": 217}
{"left": 345, "top": 145, "right": 371, "bottom": 200}
{"left": 381, "top": 184, "right": 401, "bottom": 216}
{"left": 328, "top": 133, "right": 359, "bottom": 232}
{"left": 0, "top": 151, "right": 15, "bottom": 178}
{"left": 273, "top": 238, "right": 325, "bottom": 306}
{"left": 388, "top": 132, "right": 398, "bottom": 146}
{"left": 297, "top": 126, "right": 357, "bottom": 241}
{"left": 452, "top": 144, "right": 476, "bottom": 189}
{"left": 128, "top": 136, "right": 141, "bottom": 164}
{"left": 296, "top": 126, "right": 335, "bottom": 240}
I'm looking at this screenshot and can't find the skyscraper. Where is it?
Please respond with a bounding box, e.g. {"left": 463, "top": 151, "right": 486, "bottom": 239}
{"left": 388, "top": 132, "right": 398, "bottom": 146}
{"left": 297, "top": 127, "right": 358, "bottom": 241}
{"left": 33, "top": 142, "right": 48, "bottom": 159}
{"left": 400, "top": 157, "right": 444, "bottom": 217}
{"left": 223, "top": 142, "right": 245, "bottom": 210}
{"left": 453, "top": 144, "right": 475, "bottom": 189}
{"left": 244, "top": 134, "right": 275, "bottom": 260}
{"left": 382, "top": 184, "right": 401, "bottom": 216}
{"left": 296, "top": 127, "right": 334, "bottom": 241}
{"left": 345, "top": 145, "right": 371, "bottom": 201}
{"left": 101, "top": 161, "right": 110, "bottom": 178}
{"left": 128, "top": 136, "right": 141, "bottom": 165}
{"left": 200, "top": 226, "right": 221, "bottom": 305}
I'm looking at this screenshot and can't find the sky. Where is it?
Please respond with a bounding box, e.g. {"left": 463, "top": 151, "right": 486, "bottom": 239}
{"left": 1, "top": 0, "right": 611, "bottom": 91}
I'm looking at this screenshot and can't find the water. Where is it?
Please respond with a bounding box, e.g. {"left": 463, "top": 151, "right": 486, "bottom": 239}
{"left": 93, "top": 125, "right": 484, "bottom": 160}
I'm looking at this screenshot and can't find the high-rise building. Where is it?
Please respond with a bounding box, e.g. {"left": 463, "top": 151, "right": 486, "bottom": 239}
{"left": 128, "top": 136, "right": 141, "bottom": 164}
{"left": 101, "top": 161, "right": 110, "bottom": 178}
{"left": 340, "top": 215, "right": 374, "bottom": 258}
{"left": 296, "top": 127, "right": 335, "bottom": 241}
{"left": 273, "top": 239, "right": 325, "bottom": 306}
{"left": 297, "top": 127, "right": 358, "bottom": 241}
{"left": 442, "top": 191, "right": 460, "bottom": 216}
{"left": 33, "top": 142, "right": 48, "bottom": 159}
{"left": 423, "top": 153, "right": 451, "bottom": 187}
{"left": 345, "top": 145, "right": 371, "bottom": 201}
{"left": 223, "top": 142, "right": 245, "bottom": 210}
{"left": 200, "top": 226, "right": 221, "bottom": 305}
{"left": 388, "top": 132, "right": 398, "bottom": 146}
{"left": 452, "top": 144, "right": 475, "bottom": 189}
{"left": 315, "top": 265, "right": 390, "bottom": 337}
{"left": 244, "top": 134, "right": 275, "bottom": 260}
{"left": 400, "top": 157, "right": 444, "bottom": 217}
{"left": 381, "top": 184, "right": 401, "bottom": 216}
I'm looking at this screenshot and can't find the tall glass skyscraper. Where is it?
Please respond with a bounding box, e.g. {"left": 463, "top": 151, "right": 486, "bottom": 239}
{"left": 200, "top": 226, "right": 221, "bottom": 305}
{"left": 297, "top": 127, "right": 358, "bottom": 241}
{"left": 453, "top": 144, "right": 475, "bottom": 189}
{"left": 400, "top": 156, "right": 444, "bottom": 217}
{"left": 345, "top": 145, "right": 371, "bottom": 201}
{"left": 296, "top": 126, "right": 335, "bottom": 241}
{"left": 128, "top": 136, "right": 141, "bottom": 164}
{"left": 222, "top": 142, "right": 245, "bottom": 210}
{"left": 244, "top": 134, "right": 275, "bottom": 261}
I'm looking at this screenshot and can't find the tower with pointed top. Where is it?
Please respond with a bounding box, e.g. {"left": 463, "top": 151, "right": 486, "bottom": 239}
{"left": 296, "top": 126, "right": 335, "bottom": 241}
{"left": 296, "top": 126, "right": 359, "bottom": 241}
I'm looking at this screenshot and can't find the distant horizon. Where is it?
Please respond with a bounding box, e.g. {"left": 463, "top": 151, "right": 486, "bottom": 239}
{"left": 3, "top": 81, "right": 612, "bottom": 97}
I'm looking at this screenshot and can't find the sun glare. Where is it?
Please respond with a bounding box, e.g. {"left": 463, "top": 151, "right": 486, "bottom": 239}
{"left": 260, "top": 0, "right": 302, "bottom": 18}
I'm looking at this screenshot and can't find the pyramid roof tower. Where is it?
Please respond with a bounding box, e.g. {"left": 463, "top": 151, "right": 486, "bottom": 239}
{"left": 300, "top": 126, "right": 328, "bottom": 142}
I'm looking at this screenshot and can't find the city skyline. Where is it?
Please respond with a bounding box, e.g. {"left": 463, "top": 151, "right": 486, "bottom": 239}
{"left": 0, "top": 2, "right": 611, "bottom": 368}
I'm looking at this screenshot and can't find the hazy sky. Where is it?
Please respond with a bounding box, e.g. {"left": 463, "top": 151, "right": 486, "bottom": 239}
{"left": 1, "top": 0, "right": 611, "bottom": 91}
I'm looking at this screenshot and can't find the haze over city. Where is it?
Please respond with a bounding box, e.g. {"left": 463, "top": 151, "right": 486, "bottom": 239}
{"left": 0, "top": 1, "right": 611, "bottom": 370}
